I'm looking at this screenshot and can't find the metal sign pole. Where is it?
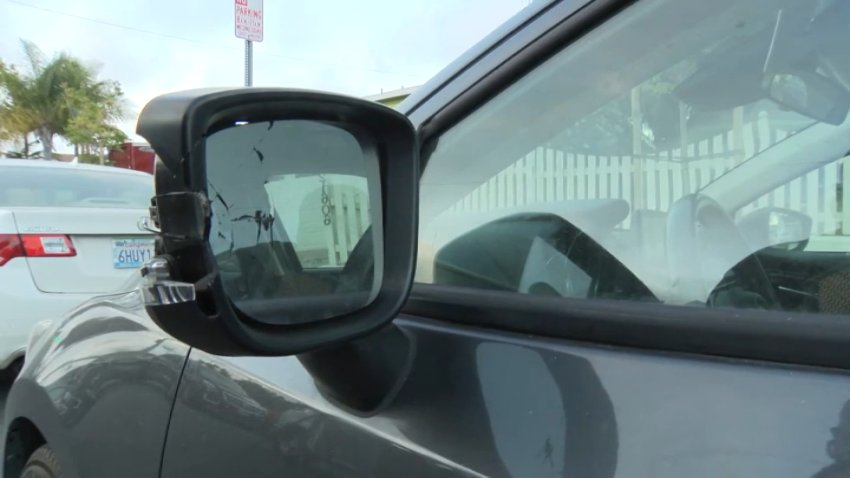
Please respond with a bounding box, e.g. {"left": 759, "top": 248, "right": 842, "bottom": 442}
{"left": 245, "top": 39, "right": 253, "bottom": 87}
{"left": 236, "top": 0, "right": 261, "bottom": 85}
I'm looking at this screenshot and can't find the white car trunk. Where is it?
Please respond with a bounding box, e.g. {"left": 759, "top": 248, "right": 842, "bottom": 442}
{"left": 10, "top": 208, "right": 154, "bottom": 294}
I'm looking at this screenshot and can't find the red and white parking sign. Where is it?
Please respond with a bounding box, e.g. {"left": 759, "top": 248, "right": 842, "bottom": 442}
{"left": 235, "top": 0, "right": 263, "bottom": 42}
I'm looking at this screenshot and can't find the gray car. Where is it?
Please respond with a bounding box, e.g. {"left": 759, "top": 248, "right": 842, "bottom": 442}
{"left": 6, "top": 0, "right": 850, "bottom": 477}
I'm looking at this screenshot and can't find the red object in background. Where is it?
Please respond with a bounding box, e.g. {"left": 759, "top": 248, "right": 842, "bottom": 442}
{"left": 109, "top": 142, "right": 155, "bottom": 174}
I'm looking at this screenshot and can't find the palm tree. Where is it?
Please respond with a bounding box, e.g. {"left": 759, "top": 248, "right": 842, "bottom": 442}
{"left": 0, "top": 59, "right": 40, "bottom": 157}
{"left": 0, "top": 41, "right": 125, "bottom": 160}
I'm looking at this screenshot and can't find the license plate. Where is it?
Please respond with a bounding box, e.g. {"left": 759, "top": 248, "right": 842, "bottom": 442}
{"left": 112, "top": 238, "right": 155, "bottom": 269}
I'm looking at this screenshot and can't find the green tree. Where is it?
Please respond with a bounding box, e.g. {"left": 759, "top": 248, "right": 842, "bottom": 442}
{"left": 0, "top": 59, "right": 41, "bottom": 157}
{"left": 63, "top": 84, "right": 127, "bottom": 163}
{"left": 0, "top": 40, "right": 126, "bottom": 160}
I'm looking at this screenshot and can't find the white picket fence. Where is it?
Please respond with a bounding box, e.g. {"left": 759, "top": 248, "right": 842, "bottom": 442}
{"left": 448, "top": 115, "right": 850, "bottom": 237}
{"left": 311, "top": 116, "right": 850, "bottom": 267}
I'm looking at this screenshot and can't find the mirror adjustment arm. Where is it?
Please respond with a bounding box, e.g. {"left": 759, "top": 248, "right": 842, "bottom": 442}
{"left": 140, "top": 256, "right": 196, "bottom": 306}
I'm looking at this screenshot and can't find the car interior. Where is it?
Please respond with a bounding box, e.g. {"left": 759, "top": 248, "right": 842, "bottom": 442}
{"left": 417, "top": 0, "right": 850, "bottom": 315}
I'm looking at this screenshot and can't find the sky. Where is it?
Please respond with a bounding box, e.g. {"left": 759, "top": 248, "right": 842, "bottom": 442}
{"left": 0, "top": 0, "right": 529, "bottom": 151}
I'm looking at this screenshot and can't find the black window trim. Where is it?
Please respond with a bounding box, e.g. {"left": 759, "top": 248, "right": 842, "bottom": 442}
{"left": 403, "top": 0, "right": 850, "bottom": 370}
{"left": 406, "top": 285, "right": 850, "bottom": 370}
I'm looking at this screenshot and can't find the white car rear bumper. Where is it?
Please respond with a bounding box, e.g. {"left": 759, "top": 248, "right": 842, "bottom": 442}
{"left": 0, "top": 259, "right": 96, "bottom": 369}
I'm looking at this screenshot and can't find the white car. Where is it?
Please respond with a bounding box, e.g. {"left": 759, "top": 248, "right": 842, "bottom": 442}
{"left": 0, "top": 159, "right": 155, "bottom": 375}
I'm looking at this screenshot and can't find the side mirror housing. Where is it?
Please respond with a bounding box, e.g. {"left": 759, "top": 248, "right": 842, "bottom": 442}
{"left": 137, "top": 88, "right": 418, "bottom": 356}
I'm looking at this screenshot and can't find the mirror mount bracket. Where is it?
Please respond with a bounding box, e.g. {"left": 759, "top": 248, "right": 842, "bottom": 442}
{"left": 151, "top": 191, "right": 210, "bottom": 250}
{"left": 299, "top": 324, "right": 416, "bottom": 415}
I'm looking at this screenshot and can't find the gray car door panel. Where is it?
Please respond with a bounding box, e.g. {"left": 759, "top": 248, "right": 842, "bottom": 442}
{"left": 3, "top": 289, "right": 190, "bottom": 478}
{"left": 160, "top": 316, "right": 850, "bottom": 478}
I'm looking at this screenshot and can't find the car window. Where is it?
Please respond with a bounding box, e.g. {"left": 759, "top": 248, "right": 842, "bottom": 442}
{"left": 0, "top": 166, "right": 153, "bottom": 209}
{"left": 417, "top": 0, "right": 850, "bottom": 315}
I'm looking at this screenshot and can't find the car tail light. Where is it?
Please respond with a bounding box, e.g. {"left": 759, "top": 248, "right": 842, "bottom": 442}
{"left": 0, "top": 234, "right": 23, "bottom": 266}
{"left": 22, "top": 234, "right": 76, "bottom": 257}
{"left": 0, "top": 234, "right": 76, "bottom": 266}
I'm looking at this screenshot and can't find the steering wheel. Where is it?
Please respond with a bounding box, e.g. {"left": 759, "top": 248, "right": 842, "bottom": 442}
{"left": 666, "top": 194, "right": 779, "bottom": 309}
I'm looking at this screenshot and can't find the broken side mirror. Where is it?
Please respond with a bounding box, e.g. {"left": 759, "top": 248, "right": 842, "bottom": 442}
{"left": 136, "top": 88, "right": 418, "bottom": 356}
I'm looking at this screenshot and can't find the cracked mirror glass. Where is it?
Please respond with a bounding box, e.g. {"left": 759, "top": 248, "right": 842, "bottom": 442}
{"left": 205, "top": 119, "right": 383, "bottom": 324}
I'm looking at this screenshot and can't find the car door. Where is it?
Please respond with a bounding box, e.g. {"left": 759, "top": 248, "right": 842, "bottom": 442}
{"left": 161, "top": 0, "right": 850, "bottom": 477}
{"left": 4, "top": 286, "right": 191, "bottom": 478}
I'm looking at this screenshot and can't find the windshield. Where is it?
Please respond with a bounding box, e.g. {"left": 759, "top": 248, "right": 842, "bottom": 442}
{"left": 0, "top": 166, "right": 153, "bottom": 209}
